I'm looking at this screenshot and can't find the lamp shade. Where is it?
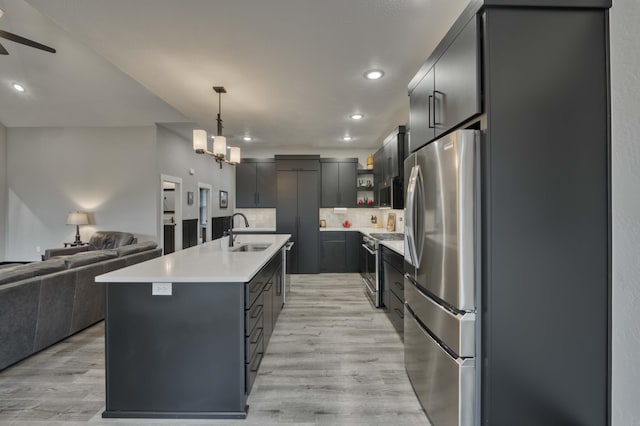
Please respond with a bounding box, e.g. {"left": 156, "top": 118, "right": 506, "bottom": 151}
{"left": 193, "top": 129, "right": 207, "bottom": 153}
{"left": 67, "top": 212, "right": 89, "bottom": 226}
{"left": 213, "top": 135, "right": 227, "bottom": 157}
{"left": 229, "top": 147, "right": 241, "bottom": 164}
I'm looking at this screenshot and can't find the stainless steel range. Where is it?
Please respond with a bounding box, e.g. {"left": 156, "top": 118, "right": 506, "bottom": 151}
{"left": 361, "top": 233, "right": 404, "bottom": 307}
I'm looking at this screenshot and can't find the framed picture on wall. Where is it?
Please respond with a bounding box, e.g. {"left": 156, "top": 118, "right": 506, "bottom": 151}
{"left": 219, "top": 190, "right": 228, "bottom": 209}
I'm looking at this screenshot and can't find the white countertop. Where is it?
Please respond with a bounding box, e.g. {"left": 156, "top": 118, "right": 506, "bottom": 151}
{"left": 96, "top": 234, "right": 291, "bottom": 284}
{"left": 379, "top": 240, "right": 404, "bottom": 256}
{"left": 233, "top": 227, "right": 276, "bottom": 233}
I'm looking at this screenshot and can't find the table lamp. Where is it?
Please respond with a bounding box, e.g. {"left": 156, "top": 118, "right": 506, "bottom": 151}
{"left": 67, "top": 212, "right": 89, "bottom": 244}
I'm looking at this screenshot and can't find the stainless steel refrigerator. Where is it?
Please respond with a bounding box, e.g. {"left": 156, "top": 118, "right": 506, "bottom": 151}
{"left": 404, "top": 129, "right": 479, "bottom": 426}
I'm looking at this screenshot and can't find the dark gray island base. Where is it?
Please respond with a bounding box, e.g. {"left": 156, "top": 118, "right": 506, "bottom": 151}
{"left": 100, "top": 243, "right": 284, "bottom": 419}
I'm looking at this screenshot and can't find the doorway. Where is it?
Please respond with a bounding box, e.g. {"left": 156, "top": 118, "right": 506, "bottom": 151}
{"left": 198, "top": 183, "right": 212, "bottom": 244}
{"left": 161, "top": 175, "right": 183, "bottom": 255}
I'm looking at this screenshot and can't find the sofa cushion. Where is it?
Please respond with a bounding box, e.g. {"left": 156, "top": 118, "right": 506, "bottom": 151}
{"left": 116, "top": 241, "right": 158, "bottom": 257}
{"left": 25, "top": 259, "right": 67, "bottom": 276}
{"left": 0, "top": 266, "right": 33, "bottom": 285}
{"left": 65, "top": 250, "right": 118, "bottom": 269}
{"left": 88, "top": 231, "right": 135, "bottom": 250}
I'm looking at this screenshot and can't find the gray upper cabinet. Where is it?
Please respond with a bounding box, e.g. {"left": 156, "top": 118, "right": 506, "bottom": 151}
{"left": 409, "top": 68, "right": 435, "bottom": 152}
{"left": 320, "top": 158, "right": 357, "bottom": 208}
{"left": 235, "top": 159, "right": 276, "bottom": 208}
{"left": 409, "top": 15, "right": 480, "bottom": 152}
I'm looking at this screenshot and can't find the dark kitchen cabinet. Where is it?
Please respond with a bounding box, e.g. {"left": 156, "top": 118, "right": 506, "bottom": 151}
{"left": 408, "top": 16, "right": 480, "bottom": 153}
{"left": 409, "top": 67, "right": 435, "bottom": 150}
{"left": 163, "top": 224, "right": 175, "bottom": 255}
{"left": 345, "top": 232, "right": 360, "bottom": 273}
{"left": 235, "top": 159, "right": 276, "bottom": 208}
{"left": 374, "top": 126, "right": 407, "bottom": 209}
{"left": 320, "top": 158, "right": 357, "bottom": 207}
{"left": 262, "top": 277, "right": 274, "bottom": 349}
{"left": 320, "top": 231, "right": 359, "bottom": 273}
{"left": 406, "top": 2, "right": 611, "bottom": 424}
{"left": 381, "top": 245, "right": 404, "bottom": 339}
{"left": 276, "top": 156, "right": 320, "bottom": 274}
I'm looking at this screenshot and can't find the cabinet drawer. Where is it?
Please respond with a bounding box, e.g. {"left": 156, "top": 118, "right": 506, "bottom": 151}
{"left": 387, "top": 292, "right": 405, "bottom": 338}
{"left": 247, "top": 276, "right": 266, "bottom": 308}
{"left": 245, "top": 335, "right": 264, "bottom": 395}
{"left": 387, "top": 267, "right": 404, "bottom": 301}
{"left": 245, "top": 301, "right": 263, "bottom": 337}
{"left": 245, "top": 324, "right": 264, "bottom": 363}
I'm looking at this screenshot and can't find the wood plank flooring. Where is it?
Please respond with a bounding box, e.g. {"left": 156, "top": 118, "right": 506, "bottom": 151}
{"left": 0, "top": 274, "right": 429, "bottom": 425}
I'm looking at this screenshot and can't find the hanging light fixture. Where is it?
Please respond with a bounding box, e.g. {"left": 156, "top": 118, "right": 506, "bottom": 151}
{"left": 192, "top": 86, "right": 241, "bottom": 168}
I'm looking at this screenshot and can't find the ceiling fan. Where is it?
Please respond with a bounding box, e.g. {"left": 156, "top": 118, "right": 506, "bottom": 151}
{"left": 0, "top": 7, "right": 56, "bottom": 55}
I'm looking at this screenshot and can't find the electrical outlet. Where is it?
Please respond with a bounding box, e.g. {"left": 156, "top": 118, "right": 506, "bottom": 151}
{"left": 36, "top": 246, "right": 41, "bottom": 253}
{"left": 152, "top": 282, "right": 172, "bottom": 296}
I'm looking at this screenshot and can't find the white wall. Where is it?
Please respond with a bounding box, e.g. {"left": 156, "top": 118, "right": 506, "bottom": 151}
{"left": 156, "top": 124, "right": 235, "bottom": 222}
{"left": 6, "top": 126, "right": 158, "bottom": 261}
{"left": 0, "top": 122, "right": 6, "bottom": 262}
{"left": 611, "top": 1, "right": 640, "bottom": 424}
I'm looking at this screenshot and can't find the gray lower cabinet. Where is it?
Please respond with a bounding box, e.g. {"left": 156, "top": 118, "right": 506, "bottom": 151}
{"left": 320, "top": 231, "right": 359, "bottom": 273}
{"left": 103, "top": 252, "right": 284, "bottom": 419}
{"left": 380, "top": 245, "right": 404, "bottom": 339}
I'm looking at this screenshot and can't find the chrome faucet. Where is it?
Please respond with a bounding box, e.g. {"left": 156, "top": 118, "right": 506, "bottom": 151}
{"left": 228, "top": 212, "right": 250, "bottom": 247}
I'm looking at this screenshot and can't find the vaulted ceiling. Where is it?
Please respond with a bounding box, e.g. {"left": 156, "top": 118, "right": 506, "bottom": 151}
{"left": 1, "top": 0, "right": 469, "bottom": 149}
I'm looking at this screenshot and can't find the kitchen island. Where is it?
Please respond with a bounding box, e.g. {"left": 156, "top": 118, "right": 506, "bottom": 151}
{"left": 95, "top": 234, "right": 291, "bottom": 419}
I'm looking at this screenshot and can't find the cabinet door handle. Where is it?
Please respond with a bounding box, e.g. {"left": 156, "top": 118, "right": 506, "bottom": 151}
{"left": 434, "top": 90, "right": 444, "bottom": 126}
{"left": 428, "top": 95, "right": 434, "bottom": 129}
{"left": 394, "top": 307, "right": 405, "bottom": 319}
{"left": 394, "top": 281, "right": 404, "bottom": 291}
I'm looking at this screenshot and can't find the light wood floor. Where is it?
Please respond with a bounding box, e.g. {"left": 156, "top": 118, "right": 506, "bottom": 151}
{"left": 0, "top": 274, "right": 429, "bottom": 425}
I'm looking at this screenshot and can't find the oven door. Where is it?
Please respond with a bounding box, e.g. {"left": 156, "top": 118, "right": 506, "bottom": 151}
{"left": 361, "top": 241, "right": 379, "bottom": 307}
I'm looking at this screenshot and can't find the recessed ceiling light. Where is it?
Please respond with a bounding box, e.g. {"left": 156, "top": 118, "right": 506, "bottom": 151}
{"left": 364, "top": 69, "right": 384, "bottom": 80}
{"left": 343, "top": 136, "right": 352, "bottom": 141}
{"left": 12, "top": 83, "right": 25, "bottom": 92}
{"left": 242, "top": 136, "right": 253, "bottom": 141}
{"left": 350, "top": 114, "right": 364, "bottom": 120}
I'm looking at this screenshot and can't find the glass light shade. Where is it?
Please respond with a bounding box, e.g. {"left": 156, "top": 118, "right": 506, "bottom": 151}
{"left": 229, "top": 147, "right": 241, "bottom": 164}
{"left": 213, "top": 135, "right": 227, "bottom": 157}
{"left": 66, "top": 212, "right": 89, "bottom": 225}
{"left": 193, "top": 129, "right": 207, "bottom": 153}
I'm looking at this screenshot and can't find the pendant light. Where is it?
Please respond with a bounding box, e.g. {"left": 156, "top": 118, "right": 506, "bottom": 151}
{"left": 192, "top": 86, "right": 241, "bottom": 168}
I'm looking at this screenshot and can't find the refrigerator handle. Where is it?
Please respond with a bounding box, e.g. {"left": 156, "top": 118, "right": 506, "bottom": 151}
{"left": 405, "top": 165, "right": 420, "bottom": 268}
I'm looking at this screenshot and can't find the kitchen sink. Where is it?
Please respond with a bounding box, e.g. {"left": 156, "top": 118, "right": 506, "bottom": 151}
{"left": 231, "top": 243, "right": 272, "bottom": 252}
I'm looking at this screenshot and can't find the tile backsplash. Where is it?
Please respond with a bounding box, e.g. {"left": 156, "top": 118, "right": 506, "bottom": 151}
{"left": 320, "top": 208, "right": 404, "bottom": 232}
{"left": 234, "top": 207, "right": 405, "bottom": 232}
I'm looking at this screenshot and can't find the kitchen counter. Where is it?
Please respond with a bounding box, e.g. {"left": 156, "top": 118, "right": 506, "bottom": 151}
{"left": 379, "top": 240, "right": 404, "bottom": 257}
{"left": 98, "top": 233, "right": 289, "bottom": 420}
{"left": 96, "top": 234, "right": 290, "bottom": 283}
{"left": 232, "top": 226, "right": 276, "bottom": 233}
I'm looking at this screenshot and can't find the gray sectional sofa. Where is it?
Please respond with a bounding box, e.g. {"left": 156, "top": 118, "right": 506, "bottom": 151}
{"left": 0, "top": 240, "right": 161, "bottom": 370}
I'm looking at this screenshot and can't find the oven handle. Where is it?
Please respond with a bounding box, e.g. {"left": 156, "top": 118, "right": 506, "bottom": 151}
{"left": 361, "top": 244, "right": 377, "bottom": 255}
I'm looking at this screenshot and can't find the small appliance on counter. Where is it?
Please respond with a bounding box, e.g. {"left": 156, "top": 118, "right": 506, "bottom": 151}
{"left": 319, "top": 219, "right": 327, "bottom": 228}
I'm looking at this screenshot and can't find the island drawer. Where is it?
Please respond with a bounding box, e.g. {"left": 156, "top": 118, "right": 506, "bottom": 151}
{"left": 247, "top": 276, "right": 267, "bottom": 307}
{"left": 245, "top": 324, "right": 264, "bottom": 363}
{"left": 246, "top": 300, "right": 264, "bottom": 338}
{"left": 245, "top": 335, "right": 264, "bottom": 394}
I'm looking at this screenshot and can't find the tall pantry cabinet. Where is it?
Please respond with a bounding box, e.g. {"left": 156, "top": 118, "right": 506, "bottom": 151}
{"left": 406, "top": 1, "right": 611, "bottom": 425}
{"left": 275, "top": 156, "right": 319, "bottom": 274}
